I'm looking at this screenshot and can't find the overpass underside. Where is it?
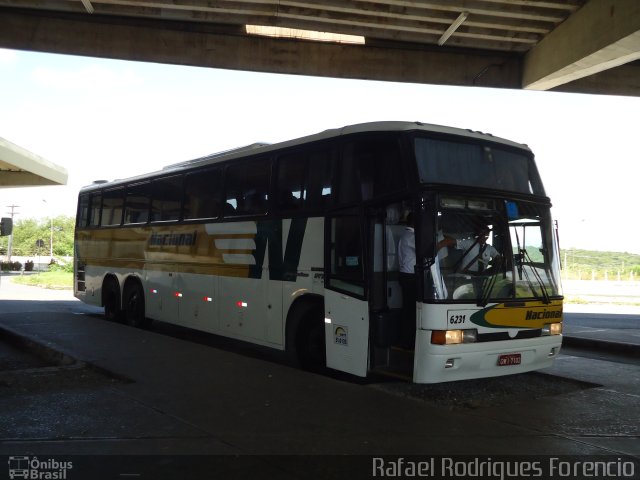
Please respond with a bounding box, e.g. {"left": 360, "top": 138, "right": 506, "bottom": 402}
{"left": 0, "top": 1, "right": 639, "bottom": 96}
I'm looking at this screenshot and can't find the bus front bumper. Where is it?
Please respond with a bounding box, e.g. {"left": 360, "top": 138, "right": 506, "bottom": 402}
{"left": 412, "top": 330, "right": 563, "bottom": 384}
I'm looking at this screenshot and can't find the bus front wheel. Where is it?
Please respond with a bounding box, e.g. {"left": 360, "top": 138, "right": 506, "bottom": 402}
{"left": 292, "top": 304, "right": 326, "bottom": 371}
{"left": 123, "top": 281, "right": 151, "bottom": 328}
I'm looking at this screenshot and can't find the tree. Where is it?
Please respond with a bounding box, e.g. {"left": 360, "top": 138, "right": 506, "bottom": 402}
{"left": 0, "top": 216, "right": 75, "bottom": 258}
{"left": 51, "top": 215, "right": 75, "bottom": 257}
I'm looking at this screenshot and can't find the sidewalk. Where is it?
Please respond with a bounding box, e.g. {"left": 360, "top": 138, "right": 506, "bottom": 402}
{"left": 562, "top": 280, "right": 640, "bottom": 353}
{"left": 563, "top": 303, "right": 640, "bottom": 354}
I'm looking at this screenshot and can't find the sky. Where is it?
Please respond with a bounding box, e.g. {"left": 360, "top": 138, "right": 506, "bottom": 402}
{"left": 1, "top": 47, "right": 639, "bottom": 253}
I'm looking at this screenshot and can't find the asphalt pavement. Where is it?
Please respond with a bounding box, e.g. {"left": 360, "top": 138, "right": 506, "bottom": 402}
{"left": 0, "top": 277, "right": 639, "bottom": 479}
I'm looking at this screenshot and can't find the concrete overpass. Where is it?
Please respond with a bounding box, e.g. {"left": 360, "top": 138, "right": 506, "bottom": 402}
{"left": 0, "top": 137, "right": 68, "bottom": 188}
{"left": 0, "top": 0, "right": 638, "bottom": 97}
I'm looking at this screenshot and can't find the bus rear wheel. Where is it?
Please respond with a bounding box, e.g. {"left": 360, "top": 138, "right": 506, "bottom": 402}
{"left": 103, "top": 277, "right": 122, "bottom": 322}
{"left": 123, "top": 281, "right": 151, "bottom": 328}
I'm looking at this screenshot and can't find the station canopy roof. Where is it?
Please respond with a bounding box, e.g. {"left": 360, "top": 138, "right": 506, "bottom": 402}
{"left": 0, "top": 137, "right": 68, "bottom": 187}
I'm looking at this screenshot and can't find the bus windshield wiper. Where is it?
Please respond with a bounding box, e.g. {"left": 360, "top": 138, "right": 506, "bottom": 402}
{"left": 477, "top": 256, "right": 502, "bottom": 307}
{"left": 519, "top": 248, "right": 551, "bottom": 304}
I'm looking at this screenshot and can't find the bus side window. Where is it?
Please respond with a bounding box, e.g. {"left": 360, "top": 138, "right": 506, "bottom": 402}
{"left": 101, "top": 187, "right": 124, "bottom": 227}
{"left": 89, "top": 192, "right": 102, "bottom": 227}
{"left": 77, "top": 194, "right": 89, "bottom": 229}
{"left": 328, "top": 212, "right": 364, "bottom": 296}
{"left": 276, "top": 152, "right": 305, "bottom": 213}
{"left": 224, "top": 158, "right": 270, "bottom": 217}
{"left": 151, "top": 175, "right": 183, "bottom": 222}
{"left": 336, "top": 144, "right": 360, "bottom": 206}
{"left": 183, "top": 168, "right": 222, "bottom": 220}
{"left": 124, "top": 182, "right": 150, "bottom": 224}
{"left": 306, "top": 150, "right": 332, "bottom": 210}
{"left": 353, "top": 136, "right": 404, "bottom": 201}
{"left": 276, "top": 149, "right": 332, "bottom": 214}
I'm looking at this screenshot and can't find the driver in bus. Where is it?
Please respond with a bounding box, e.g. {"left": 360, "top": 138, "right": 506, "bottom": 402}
{"left": 455, "top": 225, "right": 500, "bottom": 274}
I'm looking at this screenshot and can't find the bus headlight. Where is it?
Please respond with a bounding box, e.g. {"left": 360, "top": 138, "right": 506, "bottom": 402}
{"left": 431, "top": 329, "right": 478, "bottom": 345}
{"left": 542, "top": 322, "right": 562, "bottom": 336}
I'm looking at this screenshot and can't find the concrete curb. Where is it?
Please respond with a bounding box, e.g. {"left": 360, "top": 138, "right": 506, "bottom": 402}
{"left": 0, "top": 324, "right": 77, "bottom": 367}
{"left": 0, "top": 324, "right": 132, "bottom": 383}
{"left": 563, "top": 335, "right": 640, "bottom": 355}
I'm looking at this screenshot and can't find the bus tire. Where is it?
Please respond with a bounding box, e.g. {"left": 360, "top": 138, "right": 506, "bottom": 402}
{"left": 123, "top": 279, "right": 151, "bottom": 328}
{"left": 102, "top": 276, "right": 123, "bottom": 322}
{"left": 289, "top": 301, "right": 326, "bottom": 371}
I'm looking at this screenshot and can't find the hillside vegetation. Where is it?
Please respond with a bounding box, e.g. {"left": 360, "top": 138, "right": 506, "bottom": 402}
{"left": 562, "top": 249, "right": 640, "bottom": 281}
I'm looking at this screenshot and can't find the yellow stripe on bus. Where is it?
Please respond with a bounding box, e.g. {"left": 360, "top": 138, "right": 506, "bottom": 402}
{"left": 483, "top": 300, "right": 563, "bottom": 329}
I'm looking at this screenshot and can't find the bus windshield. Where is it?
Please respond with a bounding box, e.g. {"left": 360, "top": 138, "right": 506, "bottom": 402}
{"left": 426, "top": 195, "right": 562, "bottom": 305}
{"left": 414, "top": 137, "right": 545, "bottom": 196}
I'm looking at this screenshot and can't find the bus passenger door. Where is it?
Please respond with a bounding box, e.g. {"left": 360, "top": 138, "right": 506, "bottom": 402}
{"left": 369, "top": 205, "right": 404, "bottom": 347}
{"left": 324, "top": 210, "right": 370, "bottom": 377}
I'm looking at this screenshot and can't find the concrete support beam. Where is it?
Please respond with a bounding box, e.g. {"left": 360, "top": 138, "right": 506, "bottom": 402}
{"left": 0, "top": 137, "right": 68, "bottom": 187}
{"left": 523, "top": 0, "right": 640, "bottom": 91}
{"left": 0, "top": 8, "right": 521, "bottom": 89}
{"left": 553, "top": 61, "right": 640, "bottom": 97}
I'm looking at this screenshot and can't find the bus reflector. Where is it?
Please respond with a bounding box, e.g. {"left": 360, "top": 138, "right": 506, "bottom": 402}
{"left": 236, "top": 301, "right": 248, "bottom": 308}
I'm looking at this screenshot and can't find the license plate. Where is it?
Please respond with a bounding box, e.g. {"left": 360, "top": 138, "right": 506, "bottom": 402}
{"left": 497, "top": 353, "right": 521, "bottom": 366}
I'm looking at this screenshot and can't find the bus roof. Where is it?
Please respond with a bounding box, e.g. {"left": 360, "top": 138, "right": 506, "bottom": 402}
{"left": 81, "top": 121, "right": 531, "bottom": 191}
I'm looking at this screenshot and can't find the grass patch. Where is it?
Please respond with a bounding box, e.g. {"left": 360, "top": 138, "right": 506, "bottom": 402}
{"left": 11, "top": 271, "right": 73, "bottom": 289}
{"left": 563, "top": 296, "right": 590, "bottom": 304}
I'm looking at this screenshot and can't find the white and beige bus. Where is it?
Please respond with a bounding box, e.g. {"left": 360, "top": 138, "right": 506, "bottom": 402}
{"left": 74, "top": 121, "right": 563, "bottom": 383}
